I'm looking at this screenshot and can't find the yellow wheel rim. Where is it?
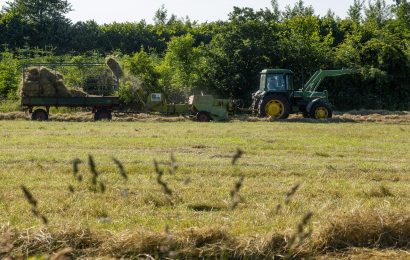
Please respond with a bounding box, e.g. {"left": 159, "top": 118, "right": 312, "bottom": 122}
{"left": 266, "top": 100, "right": 284, "bottom": 118}
{"left": 315, "top": 107, "right": 329, "bottom": 119}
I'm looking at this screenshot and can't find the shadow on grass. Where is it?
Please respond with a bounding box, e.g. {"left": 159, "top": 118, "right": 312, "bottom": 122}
{"left": 188, "top": 204, "right": 225, "bottom": 212}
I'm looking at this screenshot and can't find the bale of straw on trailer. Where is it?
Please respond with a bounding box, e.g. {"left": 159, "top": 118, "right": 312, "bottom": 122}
{"left": 25, "top": 67, "right": 40, "bottom": 81}
{"left": 20, "top": 66, "right": 76, "bottom": 97}
{"left": 20, "top": 81, "right": 41, "bottom": 97}
{"left": 69, "top": 88, "right": 88, "bottom": 97}
{"left": 106, "top": 57, "right": 124, "bottom": 79}
{"left": 55, "top": 80, "right": 71, "bottom": 97}
{"left": 38, "top": 77, "right": 56, "bottom": 96}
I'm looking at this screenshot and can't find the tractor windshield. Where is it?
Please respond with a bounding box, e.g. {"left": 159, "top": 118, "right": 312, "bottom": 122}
{"left": 259, "top": 74, "right": 266, "bottom": 90}
{"left": 266, "top": 74, "right": 286, "bottom": 91}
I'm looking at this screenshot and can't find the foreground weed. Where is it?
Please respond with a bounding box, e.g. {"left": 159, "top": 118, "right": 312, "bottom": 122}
{"left": 168, "top": 153, "right": 178, "bottom": 175}
{"left": 230, "top": 176, "right": 245, "bottom": 210}
{"left": 68, "top": 158, "right": 83, "bottom": 193}
{"left": 20, "top": 186, "right": 48, "bottom": 225}
{"left": 287, "top": 212, "right": 314, "bottom": 252}
{"left": 154, "top": 159, "right": 173, "bottom": 196}
{"left": 112, "top": 157, "right": 128, "bottom": 181}
{"left": 275, "top": 183, "right": 301, "bottom": 215}
{"left": 232, "top": 148, "right": 244, "bottom": 165}
{"left": 88, "top": 155, "right": 105, "bottom": 193}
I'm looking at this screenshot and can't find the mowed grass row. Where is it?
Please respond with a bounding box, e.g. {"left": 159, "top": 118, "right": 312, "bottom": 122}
{"left": 0, "top": 121, "right": 409, "bottom": 240}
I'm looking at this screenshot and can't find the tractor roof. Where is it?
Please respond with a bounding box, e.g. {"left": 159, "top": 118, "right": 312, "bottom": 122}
{"left": 261, "top": 69, "right": 294, "bottom": 74}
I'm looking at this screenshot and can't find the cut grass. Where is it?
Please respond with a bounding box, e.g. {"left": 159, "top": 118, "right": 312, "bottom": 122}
{"left": 0, "top": 120, "right": 409, "bottom": 258}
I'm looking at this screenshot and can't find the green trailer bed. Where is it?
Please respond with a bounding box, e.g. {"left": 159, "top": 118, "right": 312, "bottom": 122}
{"left": 21, "top": 96, "right": 120, "bottom": 121}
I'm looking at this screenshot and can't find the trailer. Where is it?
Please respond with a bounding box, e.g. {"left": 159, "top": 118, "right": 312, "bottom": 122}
{"left": 22, "top": 96, "right": 120, "bottom": 121}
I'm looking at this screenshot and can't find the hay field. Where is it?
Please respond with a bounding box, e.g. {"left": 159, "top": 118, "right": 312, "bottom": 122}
{"left": 0, "top": 120, "right": 409, "bottom": 258}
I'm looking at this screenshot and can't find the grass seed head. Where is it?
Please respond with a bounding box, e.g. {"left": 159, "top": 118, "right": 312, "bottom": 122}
{"left": 72, "top": 158, "right": 82, "bottom": 177}
{"left": 232, "top": 148, "right": 244, "bottom": 165}
{"left": 112, "top": 157, "right": 128, "bottom": 181}
{"left": 285, "top": 183, "right": 300, "bottom": 205}
{"left": 88, "top": 155, "right": 98, "bottom": 177}
{"left": 21, "top": 185, "right": 37, "bottom": 207}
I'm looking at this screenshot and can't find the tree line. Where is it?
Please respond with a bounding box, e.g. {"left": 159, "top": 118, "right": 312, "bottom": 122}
{"left": 0, "top": 0, "right": 409, "bottom": 110}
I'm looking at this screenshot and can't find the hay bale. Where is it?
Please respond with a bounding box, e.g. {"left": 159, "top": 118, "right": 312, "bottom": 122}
{"left": 69, "top": 88, "right": 88, "bottom": 97}
{"left": 39, "top": 67, "right": 58, "bottom": 82}
{"left": 55, "top": 80, "right": 71, "bottom": 97}
{"left": 106, "top": 57, "right": 124, "bottom": 79}
{"left": 25, "top": 67, "right": 40, "bottom": 81}
{"left": 20, "top": 81, "right": 41, "bottom": 97}
{"left": 56, "top": 72, "right": 64, "bottom": 80}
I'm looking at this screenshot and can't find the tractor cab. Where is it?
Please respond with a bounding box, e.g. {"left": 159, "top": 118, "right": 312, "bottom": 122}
{"left": 259, "top": 69, "right": 294, "bottom": 92}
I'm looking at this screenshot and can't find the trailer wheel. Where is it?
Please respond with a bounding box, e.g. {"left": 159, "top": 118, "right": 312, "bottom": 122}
{"left": 196, "top": 111, "right": 211, "bottom": 122}
{"left": 31, "top": 109, "right": 49, "bottom": 121}
{"left": 94, "top": 109, "right": 112, "bottom": 121}
{"left": 259, "top": 94, "right": 290, "bottom": 119}
{"left": 309, "top": 101, "right": 333, "bottom": 119}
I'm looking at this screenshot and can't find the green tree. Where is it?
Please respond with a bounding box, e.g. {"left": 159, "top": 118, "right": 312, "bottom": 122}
{"left": 154, "top": 4, "right": 168, "bottom": 25}
{"left": 348, "top": 0, "right": 365, "bottom": 23}
{"left": 365, "top": 0, "right": 392, "bottom": 25}
{"left": 1, "top": 0, "right": 73, "bottom": 51}
{"left": 283, "top": 0, "right": 314, "bottom": 19}
{"left": 162, "top": 34, "right": 201, "bottom": 97}
{"left": 123, "top": 49, "right": 161, "bottom": 93}
{"left": 0, "top": 51, "right": 20, "bottom": 99}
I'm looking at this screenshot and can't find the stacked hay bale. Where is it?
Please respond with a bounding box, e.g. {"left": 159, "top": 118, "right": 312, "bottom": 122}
{"left": 106, "top": 57, "right": 124, "bottom": 79}
{"left": 19, "top": 67, "right": 88, "bottom": 98}
{"left": 106, "top": 57, "right": 144, "bottom": 105}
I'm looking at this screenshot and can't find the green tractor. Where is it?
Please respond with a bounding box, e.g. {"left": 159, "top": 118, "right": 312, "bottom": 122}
{"left": 252, "top": 69, "right": 355, "bottom": 119}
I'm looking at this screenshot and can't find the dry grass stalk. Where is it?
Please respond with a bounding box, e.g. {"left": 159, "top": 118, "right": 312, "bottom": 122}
{"left": 20, "top": 186, "right": 37, "bottom": 207}
{"left": 287, "top": 212, "right": 314, "bottom": 254}
{"left": 112, "top": 157, "right": 128, "bottom": 181}
{"left": 285, "top": 184, "right": 300, "bottom": 205}
{"left": 71, "top": 158, "right": 82, "bottom": 179}
{"left": 231, "top": 148, "right": 244, "bottom": 165}
{"left": 20, "top": 186, "right": 48, "bottom": 225}
{"left": 88, "top": 155, "right": 105, "bottom": 193}
{"left": 275, "top": 183, "right": 301, "bottom": 215}
{"left": 230, "top": 176, "right": 245, "bottom": 210}
{"left": 154, "top": 160, "right": 173, "bottom": 196}
{"left": 69, "top": 158, "right": 83, "bottom": 193}
{"left": 168, "top": 153, "right": 178, "bottom": 175}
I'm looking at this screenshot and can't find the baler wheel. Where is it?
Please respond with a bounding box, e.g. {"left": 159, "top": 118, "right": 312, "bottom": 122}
{"left": 196, "top": 111, "right": 211, "bottom": 122}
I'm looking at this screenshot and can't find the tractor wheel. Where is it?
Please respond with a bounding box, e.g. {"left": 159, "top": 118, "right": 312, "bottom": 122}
{"left": 196, "top": 111, "right": 211, "bottom": 122}
{"left": 31, "top": 109, "right": 49, "bottom": 121}
{"left": 309, "top": 102, "right": 333, "bottom": 119}
{"left": 94, "top": 109, "right": 112, "bottom": 121}
{"left": 302, "top": 112, "right": 310, "bottom": 118}
{"left": 259, "top": 95, "right": 290, "bottom": 119}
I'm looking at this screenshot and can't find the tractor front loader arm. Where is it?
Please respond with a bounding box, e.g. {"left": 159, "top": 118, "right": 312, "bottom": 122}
{"left": 302, "top": 69, "right": 357, "bottom": 94}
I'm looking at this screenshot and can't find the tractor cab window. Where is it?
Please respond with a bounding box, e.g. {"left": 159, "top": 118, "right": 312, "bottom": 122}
{"left": 266, "top": 74, "right": 286, "bottom": 91}
{"left": 286, "top": 74, "right": 294, "bottom": 90}
{"left": 259, "top": 74, "right": 266, "bottom": 90}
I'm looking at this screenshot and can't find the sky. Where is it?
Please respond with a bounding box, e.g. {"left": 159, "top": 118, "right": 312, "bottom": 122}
{"left": 1, "top": 0, "right": 396, "bottom": 24}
